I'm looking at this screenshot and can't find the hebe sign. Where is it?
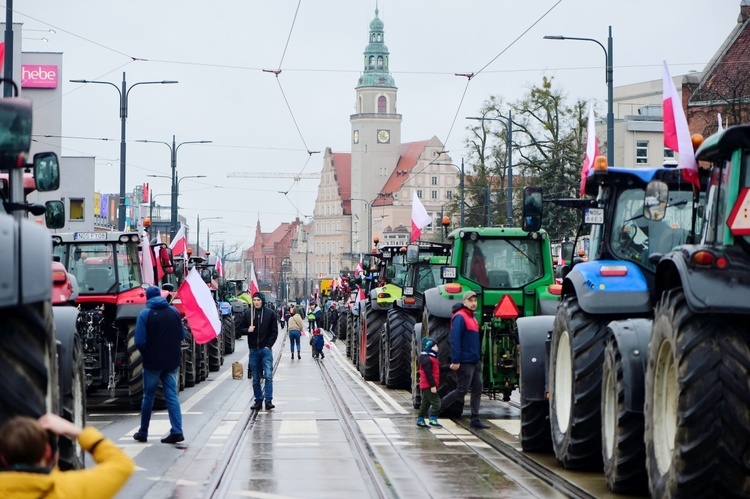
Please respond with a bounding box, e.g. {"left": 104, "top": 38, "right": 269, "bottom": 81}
{"left": 21, "top": 65, "right": 58, "bottom": 89}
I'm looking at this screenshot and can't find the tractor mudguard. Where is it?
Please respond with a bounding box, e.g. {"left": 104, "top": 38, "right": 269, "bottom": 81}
{"left": 656, "top": 251, "right": 750, "bottom": 315}
{"left": 565, "top": 261, "right": 651, "bottom": 315}
{"left": 538, "top": 297, "right": 558, "bottom": 316}
{"left": 606, "top": 318, "right": 651, "bottom": 413}
{"left": 517, "top": 315, "right": 554, "bottom": 401}
{"left": 53, "top": 306, "right": 80, "bottom": 401}
{"left": 219, "top": 302, "right": 231, "bottom": 316}
{"left": 369, "top": 288, "right": 381, "bottom": 311}
{"left": 0, "top": 217, "right": 52, "bottom": 307}
{"left": 115, "top": 303, "right": 146, "bottom": 321}
{"left": 423, "top": 287, "right": 456, "bottom": 319}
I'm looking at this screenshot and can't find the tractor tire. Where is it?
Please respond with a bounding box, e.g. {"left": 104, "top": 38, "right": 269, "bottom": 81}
{"left": 208, "top": 336, "right": 222, "bottom": 372}
{"left": 411, "top": 324, "right": 422, "bottom": 409}
{"left": 645, "top": 289, "right": 750, "bottom": 498}
{"left": 59, "top": 333, "right": 86, "bottom": 471}
{"left": 198, "top": 343, "right": 208, "bottom": 381}
{"left": 549, "top": 295, "right": 609, "bottom": 470}
{"left": 378, "top": 325, "right": 388, "bottom": 385}
{"left": 233, "top": 312, "right": 244, "bottom": 340}
{"left": 423, "top": 310, "right": 463, "bottom": 417}
{"left": 0, "top": 302, "right": 54, "bottom": 426}
{"left": 384, "top": 308, "right": 415, "bottom": 389}
{"left": 520, "top": 380, "right": 552, "bottom": 453}
{"left": 601, "top": 334, "right": 647, "bottom": 494}
{"left": 126, "top": 323, "right": 144, "bottom": 407}
{"left": 359, "top": 302, "right": 383, "bottom": 381}
{"left": 337, "top": 311, "right": 348, "bottom": 342}
{"left": 184, "top": 325, "right": 197, "bottom": 388}
{"left": 223, "top": 315, "right": 236, "bottom": 355}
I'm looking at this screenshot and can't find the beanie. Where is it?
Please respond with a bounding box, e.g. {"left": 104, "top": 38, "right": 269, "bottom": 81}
{"left": 146, "top": 286, "right": 161, "bottom": 300}
{"left": 422, "top": 337, "right": 436, "bottom": 352}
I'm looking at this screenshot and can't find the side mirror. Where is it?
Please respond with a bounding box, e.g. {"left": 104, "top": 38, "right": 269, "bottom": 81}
{"left": 0, "top": 97, "right": 32, "bottom": 169}
{"left": 159, "top": 246, "right": 174, "bottom": 274}
{"left": 33, "top": 152, "right": 60, "bottom": 192}
{"left": 643, "top": 180, "right": 668, "bottom": 221}
{"left": 44, "top": 200, "right": 65, "bottom": 229}
{"left": 522, "top": 186, "right": 543, "bottom": 232}
{"left": 405, "top": 244, "right": 419, "bottom": 264}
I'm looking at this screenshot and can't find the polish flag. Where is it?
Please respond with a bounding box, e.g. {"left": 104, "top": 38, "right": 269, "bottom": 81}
{"left": 580, "top": 103, "right": 600, "bottom": 196}
{"left": 355, "top": 254, "right": 363, "bottom": 276}
{"left": 358, "top": 286, "right": 366, "bottom": 302}
{"left": 169, "top": 223, "right": 188, "bottom": 259}
{"left": 249, "top": 261, "right": 259, "bottom": 295}
{"left": 140, "top": 229, "right": 155, "bottom": 285}
{"left": 216, "top": 257, "right": 224, "bottom": 277}
{"left": 662, "top": 61, "right": 700, "bottom": 188}
{"left": 411, "top": 190, "right": 431, "bottom": 243}
{"left": 178, "top": 268, "right": 220, "bottom": 344}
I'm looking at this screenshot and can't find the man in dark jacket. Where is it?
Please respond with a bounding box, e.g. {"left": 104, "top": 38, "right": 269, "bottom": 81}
{"left": 329, "top": 304, "right": 339, "bottom": 341}
{"left": 241, "top": 292, "right": 279, "bottom": 411}
{"left": 133, "top": 286, "right": 186, "bottom": 443}
{"left": 440, "top": 290, "right": 490, "bottom": 429}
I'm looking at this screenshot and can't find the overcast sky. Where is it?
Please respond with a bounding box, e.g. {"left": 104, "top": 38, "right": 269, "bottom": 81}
{"left": 14, "top": 0, "right": 741, "bottom": 251}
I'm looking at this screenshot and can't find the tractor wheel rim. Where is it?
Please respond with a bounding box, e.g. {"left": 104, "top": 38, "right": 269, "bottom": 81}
{"left": 603, "top": 366, "right": 615, "bottom": 458}
{"left": 654, "top": 338, "right": 677, "bottom": 475}
{"left": 555, "top": 329, "right": 572, "bottom": 432}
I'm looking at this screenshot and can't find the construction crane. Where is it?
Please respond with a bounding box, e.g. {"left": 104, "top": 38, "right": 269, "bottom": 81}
{"left": 227, "top": 172, "right": 321, "bottom": 182}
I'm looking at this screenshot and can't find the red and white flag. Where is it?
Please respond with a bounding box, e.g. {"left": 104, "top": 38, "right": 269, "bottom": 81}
{"left": 662, "top": 61, "right": 700, "bottom": 188}
{"left": 169, "top": 223, "right": 188, "bottom": 259}
{"left": 216, "top": 257, "right": 224, "bottom": 277}
{"left": 355, "top": 254, "right": 363, "bottom": 276}
{"left": 249, "top": 261, "right": 259, "bottom": 295}
{"left": 411, "top": 190, "right": 431, "bottom": 243}
{"left": 140, "top": 229, "right": 155, "bottom": 285}
{"left": 580, "top": 103, "right": 600, "bottom": 196}
{"left": 178, "top": 268, "right": 220, "bottom": 344}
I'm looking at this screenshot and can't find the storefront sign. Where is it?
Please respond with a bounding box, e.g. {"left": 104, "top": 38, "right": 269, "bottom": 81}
{"left": 21, "top": 65, "right": 58, "bottom": 88}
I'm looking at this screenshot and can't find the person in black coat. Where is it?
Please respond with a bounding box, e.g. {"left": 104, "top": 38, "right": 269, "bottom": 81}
{"left": 239, "top": 292, "right": 279, "bottom": 411}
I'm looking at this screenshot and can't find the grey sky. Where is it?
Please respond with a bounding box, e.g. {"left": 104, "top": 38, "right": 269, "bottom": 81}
{"left": 15, "top": 0, "right": 740, "bottom": 250}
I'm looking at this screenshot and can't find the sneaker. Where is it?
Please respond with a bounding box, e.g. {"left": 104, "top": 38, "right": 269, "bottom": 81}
{"left": 470, "top": 420, "right": 490, "bottom": 429}
{"left": 161, "top": 433, "right": 184, "bottom": 444}
{"left": 298, "top": 352, "right": 301, "bottom": 359}
{"left": 429, "top": 417, "right": 443, "bottom": 428}
{"left": 416, "top": 417, "right": 430, "bottom": 428}
{"left": 133, "top": 432, "right": 147, "bottom": 442}
{"left": 250, "top": 400, "right": 263, "bottom": 411}
{"left": 265, "top": 400, "right": 275, "bottom": 410}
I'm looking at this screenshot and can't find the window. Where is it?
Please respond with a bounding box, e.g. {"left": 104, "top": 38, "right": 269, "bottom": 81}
{"left": 431, "top": 190, "right": 438, "bottom": 199}
{"left": 368, "top": 56, "right": 375, "bottom": 68}
{"left": 377, "top": 56, "right": 383, "bottom": 69}
{"left": 636, "top": 140, "right": 649, "bottom": 164}
{"left": 417, "top": 190, "right": 423, "bottom": 199}
{"left": 431, "top": 176, "right": 438, "bottom": 185}
{"left": 378, "top": 96, "right": 387, "bottom": 113}
{"left": 664, "top": 148, "right": 675, "bottom": 158}
{"left": 70, "top": 198, "right": 84, "bottom": 221}
{"left": 446, "top": 190, "right": 453, "bottom": 199}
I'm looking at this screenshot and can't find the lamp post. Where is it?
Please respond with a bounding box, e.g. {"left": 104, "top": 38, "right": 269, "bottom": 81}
{"left": 196, "top": 215, "right": 222, "bottom": 257}
{"left": 433, "top": 157, "right": 465, "bottom": 226}
{"left": 206, "top": 230, "right": 226, "bottom": 256}
{"left": 544, "top": 26, "right": 613, "bottom": 166}
{"left": 147, "top": 173, "right": 205, "bottom": 237}
{"left": 148, "top": 192, "right": 172, "bottom": 239}
{"left": 138, "top": 136, "right": 212, "bottom": 238}
{"left": 348, "top": 197, "right": 374, "bottom": 254}
{"left": 467, "top": 113, "right": 514, "bottom": 226}
{"left": 70, "top": 72, "right": 178, "bottom": 231}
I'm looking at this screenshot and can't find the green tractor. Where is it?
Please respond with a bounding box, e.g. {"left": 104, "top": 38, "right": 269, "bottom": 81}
{"left": 381, "top": 241, "right": 451, "bottom": 390}
{"left": 415, "top": 225, "right": 559, "bottom": 415}
{"left": 350, "top": 246, "right": 408, "bottom": 380}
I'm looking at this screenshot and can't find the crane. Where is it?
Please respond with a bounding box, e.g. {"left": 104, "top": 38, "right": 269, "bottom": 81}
{"left": 227, "top": 172, "right": 321, "bottom": 182}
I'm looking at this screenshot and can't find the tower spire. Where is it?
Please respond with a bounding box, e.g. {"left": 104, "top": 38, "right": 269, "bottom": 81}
{"left": 357, "top": 5, "right": 394, "bottom": 88}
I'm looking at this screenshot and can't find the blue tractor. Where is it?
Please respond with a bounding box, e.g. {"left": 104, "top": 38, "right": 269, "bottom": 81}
{"left": 517, "top": 158, "right": 706, "bottom": 494}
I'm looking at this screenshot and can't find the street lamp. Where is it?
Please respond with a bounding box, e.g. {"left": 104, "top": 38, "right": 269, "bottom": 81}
{"left": 206, "top": 230, "right": 226, "bottom": 256}
{"left": 147, "top": 172, "right": 205, "bottom": 237}
{"left": 467, "top": 113, "right": 514, "bottom": 226}
{"left": 433, "top": 157, "right": 465, "bottom": 227}
{"left": 544, "top": 26, "right": 614, "bottom": 166}
{"left": 196, "top": 215, "right": 222, "bottom": 257}
{"left": 138, "top": 135, "right": 212, "bottom": 238}
{"left": 347, "top": 197, "right": 373, "bottom": 254}
{"left": 70, "top": 72, "right": 178, "bottom": 230}
{"left": 148, "top": 192, "right": 172, "bottom": 239}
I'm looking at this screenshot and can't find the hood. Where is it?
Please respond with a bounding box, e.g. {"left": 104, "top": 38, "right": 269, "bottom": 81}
{"left": 147, "top": 296, "right": 170, "bottom": 309}
{"left": 0, "top": 470, "right": 54, "bottom": 498}
{"left": 451, "top": 302, "right": 465, "bottom": 314}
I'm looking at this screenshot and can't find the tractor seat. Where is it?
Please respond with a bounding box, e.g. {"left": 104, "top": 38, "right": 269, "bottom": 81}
{"left": 487, "top": 269, "right": 511, "bottom": 288}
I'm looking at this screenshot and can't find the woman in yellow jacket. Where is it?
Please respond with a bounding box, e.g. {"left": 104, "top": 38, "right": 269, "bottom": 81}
{"left": 0, "top": 412, "right": 134, "bottom": 498}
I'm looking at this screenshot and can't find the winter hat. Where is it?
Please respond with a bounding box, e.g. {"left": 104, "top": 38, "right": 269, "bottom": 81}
{"left": 313, "top": 328, "right": 321, "bottom": 335}
{"left": 422, "top": 337, "right": 436, "bottom": 352}
{"left": 146, "top": 286, "right": 161, "bottom": 300}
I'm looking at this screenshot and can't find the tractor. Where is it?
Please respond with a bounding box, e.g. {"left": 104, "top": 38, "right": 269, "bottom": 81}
{"left": 353, "top": 244, "right": 408, "bottom": 380}
{"left": 381, "top": 241, "right": 450, "bottom": 390}
{"left": 516, "top": 158, "right": 709, "bottom": 494}
{"left": 0, "top": 86, "right": 87, "bottom": 469}
{"left": 223, "top": 278, "right": 250, "bottom": 339}
{"left": 416, "top": 223, "right": 559, "bottom": 415}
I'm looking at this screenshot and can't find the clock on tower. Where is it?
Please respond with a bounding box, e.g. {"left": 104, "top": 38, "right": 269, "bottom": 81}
{"left": 377, "top": 129, "right": 390, "bottom": 144}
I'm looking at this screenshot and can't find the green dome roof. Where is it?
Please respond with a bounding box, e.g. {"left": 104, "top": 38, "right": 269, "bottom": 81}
{"left": 356, "top": 7, "right": 395, "bottom": 89}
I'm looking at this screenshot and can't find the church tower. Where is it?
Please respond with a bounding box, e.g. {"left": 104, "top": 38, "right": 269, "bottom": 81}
{"left": 350, "top": 7, "right": 402, "bottom": 253}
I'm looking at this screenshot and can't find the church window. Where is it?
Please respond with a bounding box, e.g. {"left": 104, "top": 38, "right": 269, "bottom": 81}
{"left": 378, "top": 96, "right": 387, "bottom": 113}
{"left": 377, "top": 33, "right": 382, "bottom": 42}
{"left": 377, "top": 56, "right": 383, "bottom": 69}
{"left": 417, "top": 190, "right": 423, "bottom": 199}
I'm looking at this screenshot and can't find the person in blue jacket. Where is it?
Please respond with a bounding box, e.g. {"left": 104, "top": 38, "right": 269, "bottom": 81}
{"left": 133, "top": 286, "right": 186, "bottom": 443}
{"left": 439, "top": 290, "right": 490, "bottom": 429}
{"left": 311, "top": 328, "right": 325, "bottom": 359}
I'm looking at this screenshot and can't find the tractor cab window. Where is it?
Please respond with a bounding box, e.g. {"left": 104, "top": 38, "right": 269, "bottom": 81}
{"left": 613, "top": 186, "right": 696, "bottom": 271}
{"left": 53, "top": 242, "right": 142, "bottom": 294}
{"left": 116, "top": 242, "right": 142, "bottom": 291}
{"left": 461, "top": 238, "right": 544, "bottom": 289}
{"left": 415, "top": 265, "right": 441, "bottom": 294}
